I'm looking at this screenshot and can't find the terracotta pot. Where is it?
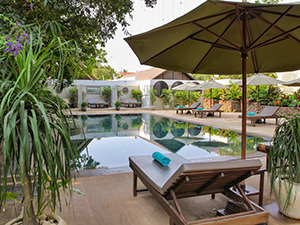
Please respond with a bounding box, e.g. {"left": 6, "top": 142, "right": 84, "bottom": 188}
{"left": 274, "top": 178, "right": 300, "bottom": 220}
{"left": 5, "top": 212, "right": 67, "bottom": 225}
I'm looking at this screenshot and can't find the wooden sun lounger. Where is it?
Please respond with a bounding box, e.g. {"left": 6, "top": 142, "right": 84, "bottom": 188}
{"left": 238, "top": 106, "right": 280, "bottom": 126}
{"left": 122, "top": 101, "right": 142, "bottom": 108}
{"left": 192, "top": 103, "right": 223, "bottom": 118}
{"left": 176, "top": 102, "right": 201, "bottom": 114}
{"left": 87, "top": 101, "right": 109, "bottom": 108}
{"left": 129, "top": 154, "right": 268, "bottom": 225}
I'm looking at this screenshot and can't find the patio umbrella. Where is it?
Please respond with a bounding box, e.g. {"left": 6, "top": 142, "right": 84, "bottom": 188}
{"left": 172, "top": 81, "right": 202, "bottom": 105}
{"left": 234, "top": 73, "right": 284, "bottom": 111}
{"left": 125, "top": 1, "right": 300, "bottom": 159}
{"left": 196, "top": 79, "right": 228, "bottom": 107}
{"left": 282, "top": 77, "right": 300, "bottom": 86}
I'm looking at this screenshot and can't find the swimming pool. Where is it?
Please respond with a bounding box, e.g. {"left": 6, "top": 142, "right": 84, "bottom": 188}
{"left": 71, "top": 114, "right": 267, "bottom": 169}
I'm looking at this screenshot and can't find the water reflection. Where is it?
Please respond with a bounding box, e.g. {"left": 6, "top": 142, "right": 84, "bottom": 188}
{"left": 71, "top": 114, "right": 267, "bottom": 168}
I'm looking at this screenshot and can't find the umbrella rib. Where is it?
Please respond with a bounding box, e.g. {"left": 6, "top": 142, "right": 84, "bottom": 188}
{"left": 245, "top": 13, "right": 259, "bottom": 73}
{"left": 192, "top": 16, "right": 237, "bottom": 73}
{"left": 190, "top": 37, "right": 240, "bottom": 52}
{"left": 249, "top": 6, "right": 293, "bottom": 49}
{"left": 253, "top": 9, "right": 300, "bottom": 19}
{"left": 251, "top": 37, "right": 289, "bottom": 51}
{"left": 249, "top": 24, "right": 300, "bottom": 51}
{"left": 236, "top": 7, "right": 246, "bottom": 52}
{"left": 192, "top": 21, "right": 240, "bottom": 50}
{"left": 248, "top": 10, "right": 300, "bottom": 45}
{"left": 143, "top": 13, "right": 236, "bottom": 64}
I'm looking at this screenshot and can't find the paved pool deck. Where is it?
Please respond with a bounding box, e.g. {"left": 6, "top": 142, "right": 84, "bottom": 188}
{"left": 71, "top": 107, "right": 277, "bottom": 139}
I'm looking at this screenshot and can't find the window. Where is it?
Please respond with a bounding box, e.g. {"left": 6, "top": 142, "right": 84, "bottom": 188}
{"left": 122, "top": 87, "right": 129, "bottom": 94}
{"left": 153, "top": 81, "right": 168, "bottom": 97}
{"left": 87, "top": 87, "right": 101, "bottom": 95}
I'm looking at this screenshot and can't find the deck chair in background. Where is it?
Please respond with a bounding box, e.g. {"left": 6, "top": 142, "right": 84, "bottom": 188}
{"left": 239, "top": 106, "right": 280, "bottom": 126}
{"left": 192, "top": 103, "right": 223, "bottom": 118}
{"left": 176, "top": 102, "right": 201, "bottom": 114}
{"left": 129, "top": 154, "right": 268, "bottom": 225}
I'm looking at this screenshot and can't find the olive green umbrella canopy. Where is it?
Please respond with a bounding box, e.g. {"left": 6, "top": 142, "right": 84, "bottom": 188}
{"left": 125, "top": 0, "right": 300, "bottom": 159}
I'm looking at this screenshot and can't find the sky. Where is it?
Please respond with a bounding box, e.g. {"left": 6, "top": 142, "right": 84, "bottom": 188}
{"left": 103, "top": 0, "right": 298, "bottom": 73}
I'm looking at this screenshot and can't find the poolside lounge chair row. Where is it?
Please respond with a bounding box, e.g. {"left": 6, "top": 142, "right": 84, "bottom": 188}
{"left": 121, "top": 101, "right": 142, "bottom": 108}
{"left": 129, "top": 154, "right": 268, "bottom": 225}
{"left": 87, "top": 100, "right": 109, "bottom": 108}
{"left": 176, "top": 103, "right": 280, "bottom": 126}
{"left": 176, "top": 103, "right": 223, "bottom": 118}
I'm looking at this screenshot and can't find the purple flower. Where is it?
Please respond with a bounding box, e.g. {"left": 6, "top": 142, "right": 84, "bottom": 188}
{"left": 30, "top": 3, "right": 33, "bottom": 8}
{"left": 22, "top": 33, "right": 30, "bottom": 39}
{"left": 16, "top": 21, "right": 21, "bottom": 26}
{"left": 18, "top": 37, "right": 24, "bottom": 41}
{"left": 4, "top": 48, "right": 9, "bottom": 53}
{"left": 5, "top": 42, "right": 14, "bottom": 46}
{"left": 5, "top": 36, "right": 11, "bottom": 41}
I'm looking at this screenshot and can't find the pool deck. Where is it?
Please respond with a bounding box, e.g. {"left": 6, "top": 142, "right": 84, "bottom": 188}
{"left": 3, "top": 108, "right": 298, "bottom": 225}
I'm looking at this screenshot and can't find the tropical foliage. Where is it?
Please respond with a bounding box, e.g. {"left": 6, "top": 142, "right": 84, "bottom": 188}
{"left": 101, "top": 86, "right": 112, "bottom": 103}
{"left": 93, "top": 65, "right": 117, "bottom": 80}
{"left": 69, "top": 88, "right": 78, "bottom": 108}
{"left": 0, "top": 0, "right": 157, "bottom": 80}
{"left": 269, "top": 115, "right": 300, "bottom": 209}
{"left": 173, "top": 91, "right": 201, "bottom": 106}
{"left": 131, "top": 89, "right": 143, "bottom": 101}
{"left": 160, "top": 89, "right": 173, "bottom": 107}
{"left": 0, "top": 23, "right": 78, "bottom": 225}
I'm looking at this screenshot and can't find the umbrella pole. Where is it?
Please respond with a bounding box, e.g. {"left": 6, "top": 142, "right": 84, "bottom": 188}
{"left": 241, "top": 54, "right": 247, "bottom": 160}
{"left": 257, "top": 86, "right": 260, "bottom": 112}
{"left": 210, "top": 88, "right": 212, "bottom": 108}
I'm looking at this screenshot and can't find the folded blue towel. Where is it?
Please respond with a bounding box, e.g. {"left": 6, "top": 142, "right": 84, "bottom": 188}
{"left": 135, "top": 101, "right": 138, "bottom": 103}
{"left": 101, "top": 101, "right": 104, "bottom": 103}
{"left": 152, "top": 152, "right": 171, "bottom": 167}
{"left": 247, "top": 112, "right": 255, "bottom": 116}
{"left": 178, "top": 106, "right": 183, "bottom": 108}
{"left": 128, "top": 101, "right": 131, "bottom": 103}
{"left": 93, "top": 101, "right": 96, "bottom": 103}
{"left": 197, "top": 107, "right": 203, "bottom": 110}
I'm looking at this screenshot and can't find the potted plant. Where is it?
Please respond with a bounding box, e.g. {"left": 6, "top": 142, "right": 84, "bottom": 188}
{"left": 114, "top": 101, "right": 122, "bottom": 110}
{"left": 268, "top": 114, "right": 300, "bottom": 219}
{"left": 0, "top": 27, "right": 78, "bottom": 224}
{"left": 81, "top": 101, "right": 88, "bottom": 111}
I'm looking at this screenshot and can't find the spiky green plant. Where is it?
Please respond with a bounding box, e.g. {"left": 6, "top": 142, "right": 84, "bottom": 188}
{"left": 0, "top": 29, "right": 78, "bottom": 225}
{"left": 269, "top": 115, "right": 300, "bottom": 210}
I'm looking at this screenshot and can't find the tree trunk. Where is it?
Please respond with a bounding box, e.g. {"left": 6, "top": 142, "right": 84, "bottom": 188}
{"left": 23, "top": 168, "right": 38, "bottom": 225}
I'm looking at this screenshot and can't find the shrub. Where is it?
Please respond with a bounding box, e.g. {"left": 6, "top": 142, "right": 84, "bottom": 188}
{"left": 160, "top": 89, "right": 173, "bottom": 106}
{"left": 101, "top": 86, "right": 112, "bottom": 103}
{"left": 131, "top": 89, "right": 143, "bottom": 101}
{"left": 114, "top": 100, "right": 122, "bottom": 107}
{"left": 224, "top": 85, "right": 242, "bottom": 101}
{"left": 150, "top": 89, "right": 157, "bottom": 106}
{"left": 69, "top": 88, "right": 78, "bottom": 108}
{"left": 81, "top": 101, "right": 88, "bottom": 107}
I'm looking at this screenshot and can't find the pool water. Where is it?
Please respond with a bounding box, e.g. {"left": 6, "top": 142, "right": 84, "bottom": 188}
{"left": 71, "top": 114, "right": 267, "bottom": 169}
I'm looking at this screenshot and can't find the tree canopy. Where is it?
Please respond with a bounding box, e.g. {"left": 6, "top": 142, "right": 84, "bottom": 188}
{"left": 0, "top": 0, "right": 157, "bottom": 82}
{"left": 93, "top": 65, "right": 117, "bottom": 80}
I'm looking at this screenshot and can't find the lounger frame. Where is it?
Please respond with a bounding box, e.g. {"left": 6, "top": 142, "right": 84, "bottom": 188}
{"left": 130, "top": 160, "right": 268, "bottom": 225}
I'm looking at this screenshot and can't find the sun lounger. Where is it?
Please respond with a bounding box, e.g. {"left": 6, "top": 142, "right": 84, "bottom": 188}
{"left": 238, "top": 106, "right": 280, "bottom": 126}
{"left": 176, "top": 102, "right": 201, "bottom": 114}
{"left": 129, "top": 154, "right": 268, "bottom": 225}
{"left": 87, "top": 100, "right": 98, "bottom": 108}
{"left": 192, "top": 103, "right": 223, "bottom": 118}
{"left": 122, "top": 101, "right": 142, "bottom": 108}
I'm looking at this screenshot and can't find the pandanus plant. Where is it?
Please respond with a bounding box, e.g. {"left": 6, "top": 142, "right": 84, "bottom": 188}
{"left": 0, "top": 25, "right": 78, "bottom": 225}
{"left": 269, "top": 115, "right": 300, "bottom": 210}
